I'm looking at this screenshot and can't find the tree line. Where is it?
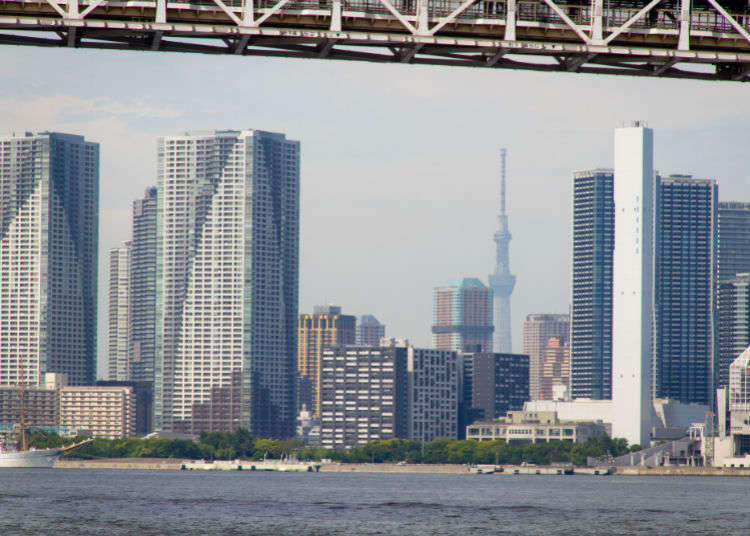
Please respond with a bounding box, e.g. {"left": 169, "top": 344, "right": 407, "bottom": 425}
{"left": 28, "top": 429, "right": 636, "bottom": 466}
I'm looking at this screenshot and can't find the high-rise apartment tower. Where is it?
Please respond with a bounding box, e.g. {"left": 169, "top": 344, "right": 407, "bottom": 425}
{"left": 356, "top": 314, "right": 386, "bottom": 346}
{"left": 432, "top": 278, "right": 493, "bottom": 353}
{"left": 129, "top": 187, "right": 158, "bottom": 384}
{"left": 108, "top": 243, "right": 131, "bottom": 381}
{"left": 718, "top": 202, "right": 750, "bottom": 283}
{"left": 0, "top": 132, "right": 98, "bottom": 387}
{"left": 154, "top": 129, "right": 300, "bottom": 437}
{"left": 719, "top": 273, "right": 750, "bottom": 390}
{"left": 522, "top": 313, "right": 570, "bottom": 400}
{"left": 570, "top": 168, "right": 614, "bottom": 400}
{"left": 489, "top": 148, "right": 516, "bottom": 353}
{"left": 653, "top": 174, "right": 717, "bottom": 407}
{"left": 298, "top": 305, "right": 356, "bottom": 416}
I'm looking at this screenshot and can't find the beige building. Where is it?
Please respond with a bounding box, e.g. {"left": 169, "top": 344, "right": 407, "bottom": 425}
{"left": 298, "top": 305, "right": 356, "bottom": 416}
{"left": 539, "top": 337, "right": 570, "bottom": 401}
{"left": 522, "top": 314, "right": 570, "bottom": 400}
{"left": 59, "top": 385, "right": 136, "bottom": 439}
{"left": 466, "top": 410, "right": 606, "bottom": 444}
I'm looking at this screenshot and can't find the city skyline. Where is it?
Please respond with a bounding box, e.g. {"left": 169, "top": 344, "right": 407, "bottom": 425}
{"left": 1, "top": 48, "right": 749, "bottom": 379}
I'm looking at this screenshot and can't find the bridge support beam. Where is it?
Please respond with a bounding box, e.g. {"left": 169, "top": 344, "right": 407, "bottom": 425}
{"left": 504, "top": 0, "right": 516, "bottom": 40}
{"left": 330, "top": 0, "right": 342, "bottom": 31}
{"left": 591, "top": 0, "right": 604, "bottom": 43}
{"left": 678, "top": 0, "right": 690, "bottom": 50}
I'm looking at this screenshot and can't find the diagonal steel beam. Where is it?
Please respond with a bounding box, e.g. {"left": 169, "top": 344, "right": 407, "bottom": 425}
{"left": 376, "top": 0, "right": 418, "bottom": 34}
{"left": 234, "top": 34, "right": 250, "bottom": 54}
{"left": 485, "top": 48, "right": 507, "bottom": 66}
{"left": 540, "top": 0, "right": 591, "bottom": 44}
{"left": 79, "top": 0, "right": 106, "bottom": 19}
{"left": 652, "top": 57, "right": 677, "bottom": 75}
{"left": 603, "top": 0, "right": 663, "bottom": 45}
{"left": 428, "top": 0, "right": 478, "bottom": 36}
{"left": 254, "top": 0, "right": 295, "bottom": 26}
{"left": 43, "top": 0, "right": 67, "bottom": 18}
{"left": 567, "top": 52, "right": 596, "bottom": 71}
{"left": 211, "top": 0, "right": 243, "bottom": 26}
{"left": 704, "top": 0, "right": 750, "bottom": 45}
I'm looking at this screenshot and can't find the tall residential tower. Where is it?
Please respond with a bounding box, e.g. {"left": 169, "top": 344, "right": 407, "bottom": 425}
{"left": 432, "top": 278, "right": 493, "bottom": 353}
{"left": 0, "top": 132, "right": 99, "bottom": 387}
{"left": 488, "top": 149, "right": 516, "bottom": 353}
{"left": 570, "top": 169, "right": 614, "bottom": 400}
{"left": 154, "top": 129, "right": 300, "bottom": 438}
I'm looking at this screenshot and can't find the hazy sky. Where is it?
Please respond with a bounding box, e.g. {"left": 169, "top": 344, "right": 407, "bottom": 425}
{"left": 1, "top": 46, "right": 748, "bottom": 378}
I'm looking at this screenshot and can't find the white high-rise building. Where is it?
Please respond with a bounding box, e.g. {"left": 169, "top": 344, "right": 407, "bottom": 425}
{"left": 611, "top": 122, "right": 654, "bottom": 447}
{"left": 0, "top": 132, "right": 99, "bottom": 387}
{"left": 154, "top": 130, "right": 299, "bottom": 438}
{"left": 108, "top": 243, "right": 131, "bottom": 381}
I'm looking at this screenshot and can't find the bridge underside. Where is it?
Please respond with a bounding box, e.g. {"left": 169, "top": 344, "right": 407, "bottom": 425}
{"left": 1, "top": 0, "right": 749, "bottom": 81}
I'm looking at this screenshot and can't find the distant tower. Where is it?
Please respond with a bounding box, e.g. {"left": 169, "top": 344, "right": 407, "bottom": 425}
{"left": 489, "top": 148, "right": 516, "bottom": 353}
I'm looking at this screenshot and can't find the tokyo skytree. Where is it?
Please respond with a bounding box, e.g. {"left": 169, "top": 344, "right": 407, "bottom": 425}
{"left": 488, "top": 148, "right": 516, "bottom": 353}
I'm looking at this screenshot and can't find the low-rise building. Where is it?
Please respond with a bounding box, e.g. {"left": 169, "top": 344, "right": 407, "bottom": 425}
{"left": 466, "top": 410, "right": 606, "bottom": 444}
{"left": 60, "top": 385, "right": 136, "bottom": 439}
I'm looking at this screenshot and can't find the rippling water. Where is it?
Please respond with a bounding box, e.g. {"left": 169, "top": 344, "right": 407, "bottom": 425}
{"left": 1, "top": 469, "right": 748, "bottom": 535}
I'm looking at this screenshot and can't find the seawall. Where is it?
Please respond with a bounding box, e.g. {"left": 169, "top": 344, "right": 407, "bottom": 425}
{"left": 616, "top": 466, "right": 750, "bottom": 477}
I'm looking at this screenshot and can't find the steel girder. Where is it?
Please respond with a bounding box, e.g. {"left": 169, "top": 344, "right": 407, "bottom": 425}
{"left": 0, "top": 0, "right": 749, "bottom": 81}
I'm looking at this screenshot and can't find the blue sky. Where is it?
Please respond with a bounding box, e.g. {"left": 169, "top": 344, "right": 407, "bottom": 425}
{"left": 1, "top": 46, "right": 748, "bottom": 378}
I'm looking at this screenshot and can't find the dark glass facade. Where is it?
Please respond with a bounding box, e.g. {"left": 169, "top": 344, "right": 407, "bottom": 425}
{"left": 718, "top": 202, "right": 750, "bottom": 283}
{"left": 654, "top": 175, "right": 717, "bottom": 406}
{"left": 718, "top": 274, "right": 750, "bottom": 390}
{"left": 469, "top": 352, "right": 529, "bottom": 421}
{"left": 571, "top": 169, "right": 614, "bottom": 399}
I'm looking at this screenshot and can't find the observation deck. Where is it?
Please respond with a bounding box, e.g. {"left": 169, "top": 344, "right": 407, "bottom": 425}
{"left": 0, "top": 0, "right": 749, "bottom": 80}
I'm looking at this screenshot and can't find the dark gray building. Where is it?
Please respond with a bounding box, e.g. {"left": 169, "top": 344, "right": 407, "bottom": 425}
{"left": 356, "top": 314, "right": 386, "bottom": 346}
{"left": 469, "top": 352, "right": 529, "bottom": 421}
{"left": 718, "top": 273, "right": 750, "bottom": 390}
{"left": 654, "top": 174, "right": 718, "bottom": 406}
{"left": 718, "top": 202, "right": 750, "bottom": 283}
{"left": 130, "top": 187, "right": 158, "bottom": 385}
{"left": 570, "top": 169, "right": 614, "bottom": 400}
{"left": 408, "top": 348, "right": 459, "bottom": 441}
{"left": 319, "top": 345, "right": 408, "bottom": 449}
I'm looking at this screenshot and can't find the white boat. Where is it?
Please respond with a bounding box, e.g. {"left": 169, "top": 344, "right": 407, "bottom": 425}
{"left": 0, "top": 446, "right": 63, "bottom": 468}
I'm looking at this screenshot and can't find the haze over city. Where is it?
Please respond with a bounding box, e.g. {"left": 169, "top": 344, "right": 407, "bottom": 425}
{"left": 3, "top": 47, "right": 747, "bottom": 378}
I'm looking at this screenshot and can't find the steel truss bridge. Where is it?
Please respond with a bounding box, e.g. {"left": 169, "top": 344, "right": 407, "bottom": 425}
{"left": 1, "top": 0, "right": 750, "bottom": 81}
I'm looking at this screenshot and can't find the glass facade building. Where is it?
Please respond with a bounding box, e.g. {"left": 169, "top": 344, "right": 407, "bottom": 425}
{"left": 130, "top": 187, "right": 158, "bottom": 384}
{"left": 432, "top": 277, "right": 493, "bottom": 353}
{"left": 0, "top": 132, "right": 98, "bottom": 387}
{"left": 653, "top": 174, "right": 717, "bottom": 406}
{"left": 570, "top": 169, "right": 614, "bottom": 400}
{"left": 108, "top": 243, "right": 131, "bottom": 381}
{"left": 718, "top": 202, "right": 750, "bottom": 283}
{"left": 154, "top": 130, "right": 299, "bottom": 438}
{"left": 718, "top": 274, "right": 750, "bottom": 390}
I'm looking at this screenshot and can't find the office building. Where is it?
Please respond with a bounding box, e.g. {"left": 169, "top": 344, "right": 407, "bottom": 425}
{"left": 298, "top": 305, "right": 356, "bottom": 416}
{"left": 408, "top": 348, "right": 460, "bottom": 441}
{"left": 522, "top": 314, "right": 570, "bottom": 400}
{"left": 60, "top": 385, "right": 136, "bottom": 439}
{"left": 611, "top": 122, "right": 654, "bottom": 447}
{"left": 489, "top": 148, "right": 516, "bottom": 353}
{"left": 319, "top": 345, "right": 408, "bottom": 449}
{"left": 470, "top": 352, "right": 529, "bottom": 420}
{"left": 718, "top": 202, "right": 750, "bottom": 283}
{"left": 108, "top": 243, "right": 131, "bottom": 382}
{"left": 539, "top": 337, "right": 570, "bottom": 401}
{"left": 432, "top": 278, "right": 493, "bottom": 353}
{"left": 356, "top": 314, "right": 386, "bottom": 346}
{"left": 0, "top": 132, "right": 98, "bottom": 387}
{"left": 154, "top": 130, "right": 300, "bottom": 437}
{"left": 719, "top": 274, "right": 750, "bottom": 390}
{"left": 570, "top": 168, "right": 614, "bottom": 400}
{"left": 654, "top": 174, "right": 717, "bottom": 406}
{"left": 129, "top": 186, "right": 158, "bottom": 384}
